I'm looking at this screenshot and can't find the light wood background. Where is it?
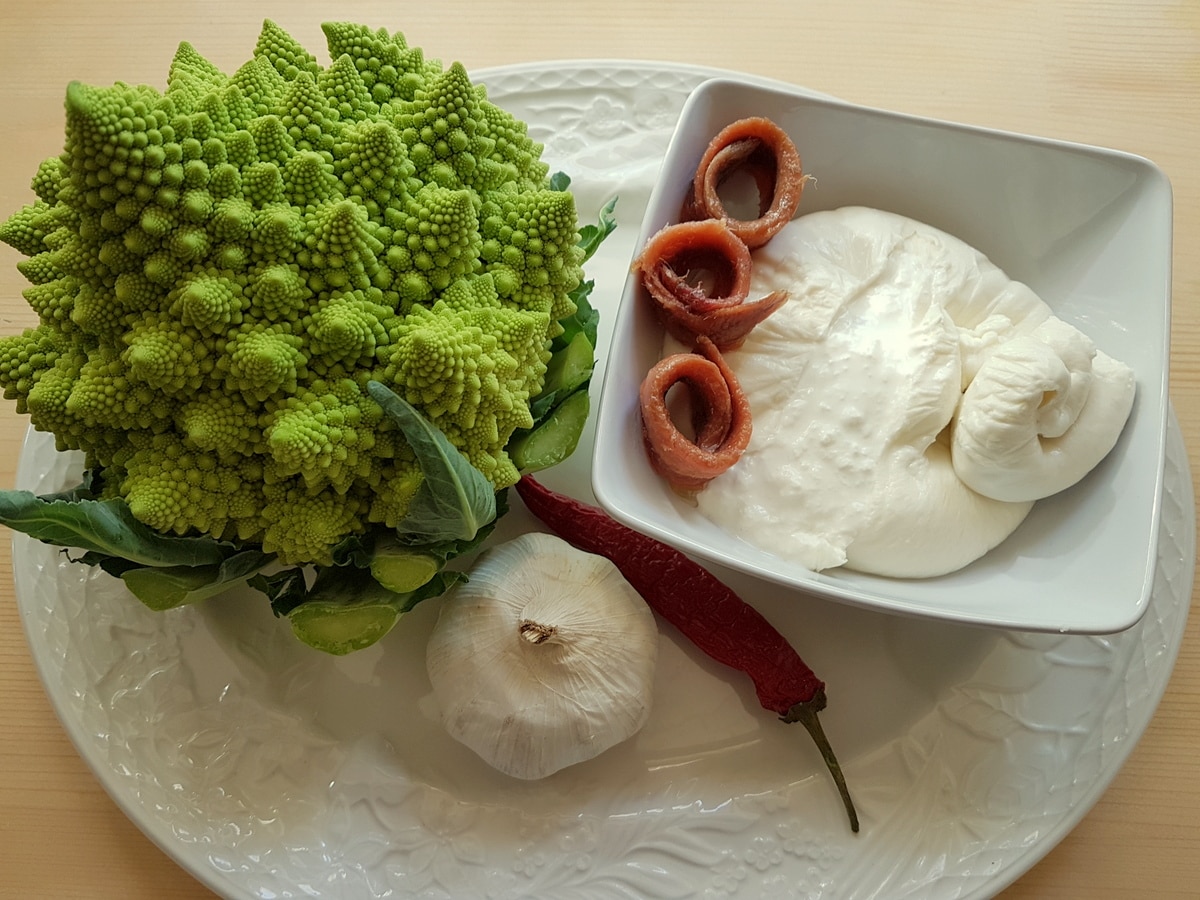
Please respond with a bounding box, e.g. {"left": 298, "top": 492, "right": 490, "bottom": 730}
{"left": 1, "top": 1, "right": 1197, "bottom": 897}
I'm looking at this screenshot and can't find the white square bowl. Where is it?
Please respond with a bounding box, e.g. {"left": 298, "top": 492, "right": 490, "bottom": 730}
{"left": 591, "top": 76, "right": 1172, "bottom": 634}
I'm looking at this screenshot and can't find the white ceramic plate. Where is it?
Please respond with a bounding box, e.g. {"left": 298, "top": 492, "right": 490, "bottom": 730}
{"left": 12, "top": 62, "right": 1195, "bottom": 900}
{"left": 592, "top": 76, "right": 1172, "bottom": 635}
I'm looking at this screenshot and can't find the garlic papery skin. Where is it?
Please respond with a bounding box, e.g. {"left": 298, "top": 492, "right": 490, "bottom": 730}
{"left": 425, "top": 532, "right": 659, "bottom": 780}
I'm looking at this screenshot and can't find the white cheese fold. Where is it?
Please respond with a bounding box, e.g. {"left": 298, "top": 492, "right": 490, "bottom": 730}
{"left": 692, "top": 206, "right": 1133, "bottom": 578}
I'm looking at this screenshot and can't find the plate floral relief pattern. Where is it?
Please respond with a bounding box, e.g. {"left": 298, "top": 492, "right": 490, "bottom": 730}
{"left": 11, "top": 63, "right": 1195, "bottom": 900}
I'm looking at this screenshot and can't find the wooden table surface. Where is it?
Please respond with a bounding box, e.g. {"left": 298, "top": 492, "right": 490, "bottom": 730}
{"left": 1, "top": 1, "right": 1197, "bottom": 897}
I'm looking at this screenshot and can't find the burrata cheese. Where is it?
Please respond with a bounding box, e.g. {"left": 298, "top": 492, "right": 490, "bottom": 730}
{"left": 692, "top": 206, "right": 1132, "bottom": 578}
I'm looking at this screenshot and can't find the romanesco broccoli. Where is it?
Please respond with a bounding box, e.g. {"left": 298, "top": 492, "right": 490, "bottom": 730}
{"left": 0, "top": 20, "right": 594, "bottom": 568}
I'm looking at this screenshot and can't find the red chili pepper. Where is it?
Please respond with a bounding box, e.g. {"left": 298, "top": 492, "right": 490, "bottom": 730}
{"left": 515, "top": 474, "right": 859, "bottom": 833}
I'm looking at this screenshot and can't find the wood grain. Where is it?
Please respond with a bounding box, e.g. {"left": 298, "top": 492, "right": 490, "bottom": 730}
{"left": 1, "top": 2, "right": 1197, "bottom": 897}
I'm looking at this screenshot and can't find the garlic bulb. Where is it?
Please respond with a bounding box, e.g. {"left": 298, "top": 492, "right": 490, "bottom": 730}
{"left": 426, "top": 532, "right": 659, "bottom": 780}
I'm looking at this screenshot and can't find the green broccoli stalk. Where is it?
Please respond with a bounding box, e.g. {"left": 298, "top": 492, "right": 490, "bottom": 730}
{"left": 0, "top": 20, "right": 617, "bottom": 654}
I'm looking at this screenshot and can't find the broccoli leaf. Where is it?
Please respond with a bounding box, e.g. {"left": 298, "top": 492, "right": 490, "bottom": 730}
{"left": 369, "top": 544, "right": 444, "bottom": 594}
{"left": 250, "top": 567, "right": 311, "bottom": 617}
{"left": 326, "top": 490, "right": 508, "bottom": 587}
{"left": 36, "top": 470, "right": 101, "bottom": 503}
{"left": 368, "top": 490, "right": 506, "bottom": 592}
{"left": 328, "top": 532, "right": 376, "bottom": 568}
{"left": 516, "top": 193, "right": 612, "bottom": 452}
{"left": 0, "top": 489, "right": 230, "bottom": 568}
{"left": 578, "top": 195, "right": 618, "bottom": 263}
{"left": 511, "top": 389, "right": 590, "bottom": 473}
{"left": 551, "top": 195, "right": 612, "bottom": 351}
{"left": 118, "top": 549, "right": 275, "bottom": 611}
{"left": 366, "top": 381, "right": 496, "bottom": 543}
{"left": 529, "top": 330, "right": 595, "bottom": 423}
{"left": 556, "top": 285, "right": 601, "bottom": 352}
{"left": 286, "top": 564, "right": 467, "bottom": 655}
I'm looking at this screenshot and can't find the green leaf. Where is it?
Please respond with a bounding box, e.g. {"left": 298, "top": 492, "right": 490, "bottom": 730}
{"left": 368, "top": 487, "right": 509, "bottom": 590}
{"left": 249, "top": 567, "right": 310, "bottom": 617}
{"left": 369, "top": 542, "right": 444, "bottom": 593}
{"left": 120, "top": 549, "right": 274, "bottom": 611}
{"left": 290, "top": 601, "right": 400, "bottom": 656}
{"left": 37, "top": 471, "right": 101, "bottom": 503}
{"left": 0, "top": 490, "right": 229, "bottom": 568}
{"left": 575, "top": 288, "right": 601, "bottom": 349}
{"left": 366, "top": 381, "right": 496, "bottom": 543}
{"left": 551, "top": 195, "right": 612, "bottom": 352}
{"left": 511, "top": 389, "right": 590, "bottom": 474}
{"left": 530, "top": 330, "right": 595, "bottom": 422}
{"left": 328, "top": 531, "right": 376, "bottom": 568}
{"left": 287, "top": 564, "right": 466, "bottom": 655}
{"left": 578, "top": 195, "right": 618, "bottom": 263}
{"left": 556, "top": 278, "right": 601, "bottom": 352}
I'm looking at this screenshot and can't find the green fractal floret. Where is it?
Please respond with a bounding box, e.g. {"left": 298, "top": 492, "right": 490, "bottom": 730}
{"left": 0, "top": 202, "right": 56, "bottom": 257}
{"left": 475, "top": 87, "right": 550, "bottom": 186}
{"left": 0, "top": 325, "right": 62, "bottom": 411}
{"left": 480, "top": 184, "right": 585, "bottom": 329}
{"left": 381, "top": 183, "right": 481, "bottom": 304}
{"left": 364, "top": 455, "right": 423, "bottom": 528}
{"left": 122, "top": 434, "right": 264, "bottom": 540}
{"left": 255, "top": 20, "right": 323, "bottom": 83}
{"left": 263, "top": 376, "right": 383, "bottom": 493}
{"left": 394, "top": 62, "right": 492, "bottom": 192}
{"left": 304, "top": 287, "right": 395, "bottom": 373}
{"left": 383, "top": 274, "right": 550, "bottom": 485}
{"left": 168, "top": 268, "right": 247, "bottom": 333}
{"left": 220, "top": 322, "right": 306, "bottom": 401}
{"left": 177, "top": 391, "right": 264, "bottom": 461}
{"left": 0, "top": 18, "right": 589, "bottom": 566}
{"left": 319, "top": 21, "right": 434, "bottom": 105}
{"left": 122, "top": 312, "right": 215, "bottom": 395}
{"left": 333, "top": 119, "right": 416, "bottom": 217}
{"left": 260, "top": 479, "right": 364, "bottom": 566}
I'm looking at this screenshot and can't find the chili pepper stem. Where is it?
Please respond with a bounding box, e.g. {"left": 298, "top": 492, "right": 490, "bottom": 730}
{"left": 781, "top": 687, "right": 859, "bottom": 833}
